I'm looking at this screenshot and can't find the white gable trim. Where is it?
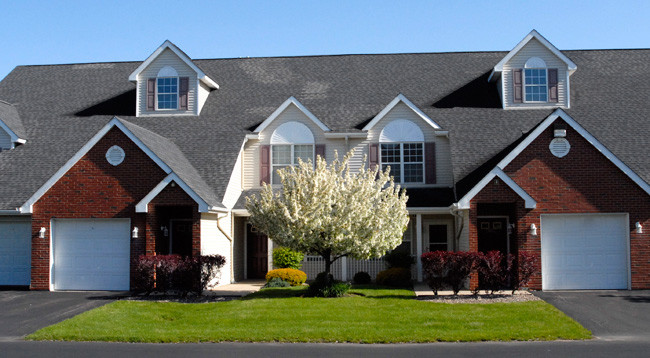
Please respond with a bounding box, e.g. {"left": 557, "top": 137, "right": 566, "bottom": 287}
{"left": 253, "top": 97, "right": 330, "bottom": 133}
{"left": 135, "top": 173, "right": 210, "bottom": 213}
{"left": 19, "top": 117, "right": 173, "bottom": 213}
{"left": 490, "top": 30, "right": 577, "bottom": 81}
{"left": 128, "top": 40, "right": 218, "bottom": 89}
{"left": 457, "top": 167, "right": 537, "bottom": 210}
{"left": 495, "top": 109, "right": 650, "bottom": 196}
{"left": 362, "top": 94, "right": 441, "bottom": 131}
{"left": 0, "top": 119, "right": 26, "bottom": 145}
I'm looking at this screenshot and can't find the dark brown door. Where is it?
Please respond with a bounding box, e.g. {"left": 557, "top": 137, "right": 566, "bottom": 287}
{"left": 171, "top": 220, "right": 193, "bottom": 256}
{"left": 477, "top": 218, "right": 508, "bottom": 255}
{"left": 247, "top": 224, "right": 268, "bottom": 279}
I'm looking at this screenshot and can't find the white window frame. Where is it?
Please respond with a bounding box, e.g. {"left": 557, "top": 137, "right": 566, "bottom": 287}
{"left": 523, "top": 68, "right": 548, "bottom": 103}
{"left": 156, "top": 76, "right": 179, "bottom": 110}
{"left": 423, "top": 219, "right": 453, "bottom": 253}
{"left": 270, "top": 144, "right": 315, "bottom": 184}
{"left": 379, "top": 142, "right": 425, "bottom": 184}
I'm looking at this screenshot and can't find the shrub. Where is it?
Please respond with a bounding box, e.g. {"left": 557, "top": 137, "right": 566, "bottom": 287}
{"left": 353, "top": 271, "right": 372, "bottom": 284}
{"left": 264, "top": 277, "right": 291, "bottom": 288}
{"left": 511, "top": 251, "right": 539, "bottom": 293}
{"left": 445, "top": 251, "right": 481, "bottom": 295}
{"left": 132, "top": 255, "right": 157, "bottom": 295}
{"left": 272, "top": 247, "right": 304, "bottom": 270}
{"left": 307, "top": 272, "right": 350, "bottom": 297}
{"left": 421, "top": 251, "right": 448, "bottom": 295}
{"left": 384, "top": 250, "right": 415, "bottom": 269}
{"left": 265, "top": 268, "right": 307, "bottom": 286}
{"left": 321, "top": 282, "right": 351, "bottom": 297}
{"left": 478, "top": 251, "right": 509, "bottom": 294}
{"left": 376, "top": 267, "right": 411, "bottom": 287}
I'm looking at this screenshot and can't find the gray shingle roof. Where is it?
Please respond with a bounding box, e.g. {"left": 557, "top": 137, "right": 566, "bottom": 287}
{"left": 0, "top": 49, "right": 649, "bottom": 210}
{"left": 0, "top": 100, "right": 25, "bottom": 139}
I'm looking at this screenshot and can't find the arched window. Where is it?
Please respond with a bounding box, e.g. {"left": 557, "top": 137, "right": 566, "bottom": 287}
{"left": 524, "top": 57, "right": 547, "bottom": 102}
{"left": 270, "top": 121, "right": 315, "bottom": 184}
{"left": 157, "top": 66, "right": 179, "bottom": 109}
{"left": 379, "top": 119, "right": 425, "bottom": 184}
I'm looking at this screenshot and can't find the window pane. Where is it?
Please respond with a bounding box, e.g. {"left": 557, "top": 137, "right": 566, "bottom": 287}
{"left": 294, "top": 145, "right": 313, "bottom": 164}
{"left": 404, "top": 163, "right": 423, "bottom": 183}
{"left": 382, "top": 164, "right": 400, "bottom": 183}
{"left": 157, "top": 77, "right": 178, "bottom": 109}
{"left": 272, "top": 145, "right": 291, "bottom": 165}
{"left": 403, "top": 143, "right": 423, "bottom": 163}
{"left": 380, "top": 143, "right": 400, "bottom": 163}
{"left": 428, "top": 225, "right": 448, "bottom": 252}
{"left": 272, "top": 165, "right": 289, "bottom": 184}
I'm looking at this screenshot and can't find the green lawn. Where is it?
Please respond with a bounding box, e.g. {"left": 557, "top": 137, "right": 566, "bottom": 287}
{"left": 28, "top": 285, "right": 590, "bottom": 343}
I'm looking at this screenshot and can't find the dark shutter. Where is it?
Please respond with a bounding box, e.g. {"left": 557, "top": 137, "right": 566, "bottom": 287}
{"left": 147, "top": 78, "right": 156, "bottom": 111}
{"left": 315, "top": 144, "right": 325, "bottom": 161}
{"left": 179, "top": 77, "right": 189, "bottom": 110}
{"left": 425, "top": 142, "right": 436, "bottom": 184}
{"left": 260, "top": 145, "right": 270, "bottom": 185}
{"left": 513, "top": 69, "right": 523, "bottom": 103}
{"left": 548, "top": 69, "right": 558, "bottom": 103}
{"left": 369, "top": 143, "right": 379, "bottom": 171}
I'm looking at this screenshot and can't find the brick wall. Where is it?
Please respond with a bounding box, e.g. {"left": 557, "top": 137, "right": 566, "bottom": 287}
{"left": 469, "top": 119, "right": 650, "bottom": 289}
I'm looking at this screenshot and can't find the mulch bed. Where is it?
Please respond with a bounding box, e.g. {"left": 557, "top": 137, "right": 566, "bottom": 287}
{"left": 417, "top": 293, "right": 541, "bottom": 304}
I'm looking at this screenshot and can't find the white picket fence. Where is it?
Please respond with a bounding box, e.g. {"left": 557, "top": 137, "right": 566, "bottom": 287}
{"left": 301, "top": 256, "right": 415, "bottom": 281}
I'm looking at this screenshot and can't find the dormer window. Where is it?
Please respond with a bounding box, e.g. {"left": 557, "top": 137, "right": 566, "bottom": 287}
{"left": 270, "top": 121, "right": 315, "bottom": 184}
{"left": 524, "top": 58, "right": 548, "bottom": 102}
{"left": 379, "top": 119, "right": 426, "bottom": 184}
{"left": 157, "top": 77, "right": 178, "bottom": 109}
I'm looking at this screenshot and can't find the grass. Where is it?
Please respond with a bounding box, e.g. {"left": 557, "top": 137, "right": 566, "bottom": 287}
{"left": 28, "top": 285, "right": 590, "bottom": 343}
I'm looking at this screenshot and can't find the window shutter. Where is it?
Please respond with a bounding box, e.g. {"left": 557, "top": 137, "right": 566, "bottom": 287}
{"left": 369, "top": 143, "right": 379, "bottom": 171}
{"left": 513, "top": 69, "right": 523, "bottom": 103}
{"left": 425, "top": 142, "right": 436, "bottom": 184}
{"left": 260, "top": 145, "right": 270, "bottom": 185}
{"left": 548, "top": 69, "right": 558, "bottom": 103}
{"left": 179, "top": 77, "right": 189, "bottom": 110}
{"left": 147, "top": 78, "right": 156, "bottom": 111}
{"left": 315, "top": 144, "right": 325, "bottom": 161}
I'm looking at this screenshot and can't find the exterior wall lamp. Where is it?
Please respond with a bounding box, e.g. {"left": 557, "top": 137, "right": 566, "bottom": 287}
{"left": 39, "top": 227, "right": 46, "bottom": 239}
{"left": 530, "top": 223, "right": 538, "bottom": 236}
{"left": 132, "top": 227, "right": 139, "bottom": 239}
{"left": 161, "top": 226, "right": 169, "bottom": 237}
{"left": 636, "top": 222, "right": 643, "bottom": 234}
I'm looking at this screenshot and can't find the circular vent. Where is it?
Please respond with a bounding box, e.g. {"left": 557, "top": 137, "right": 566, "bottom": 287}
{"left": 106, "top": 145, "right": 125, "bottom": 166}
{"left": 549, "top": 138, "right": 570, "bottom": 158}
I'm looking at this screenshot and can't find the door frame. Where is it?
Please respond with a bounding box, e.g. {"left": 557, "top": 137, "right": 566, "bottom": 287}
{"left": 245, "top": 221, "right": 271, "bottom": 279}
{"left": 476, "top": 215, "right": 511, "bottom": 255}
{"left": 422, "top": 217, "right": 454, "bottom": 252}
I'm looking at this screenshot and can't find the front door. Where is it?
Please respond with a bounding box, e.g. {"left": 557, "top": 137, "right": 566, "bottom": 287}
{"left": 477, "top": 217, "right": 509, "bottom": 255}
{"left": 170, "top": 220, "right": 193, "bottom": 256}
{"left": 247, "top": 224, "right": 268, "bottom": 279}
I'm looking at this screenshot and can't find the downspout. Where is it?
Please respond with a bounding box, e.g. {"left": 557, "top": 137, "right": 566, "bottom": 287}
{"left": 449, "top": 204, "right": 464, "bottom": 251}
{"left": 216, "top": 211, "right": 234, "bottom": 284}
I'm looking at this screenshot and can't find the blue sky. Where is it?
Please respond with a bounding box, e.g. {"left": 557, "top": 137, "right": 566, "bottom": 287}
{"left": 1, "top": 0, "right": 649, "bottom": 81}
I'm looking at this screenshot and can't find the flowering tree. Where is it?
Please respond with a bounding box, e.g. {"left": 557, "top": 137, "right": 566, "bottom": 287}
{"left": 246, "top": 150, "right": 409, "bottom": 276}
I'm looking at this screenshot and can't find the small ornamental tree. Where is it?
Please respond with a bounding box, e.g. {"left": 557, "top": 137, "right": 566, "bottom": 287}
{"left": 246, "top": 150, "right": 409, "bottom": 277}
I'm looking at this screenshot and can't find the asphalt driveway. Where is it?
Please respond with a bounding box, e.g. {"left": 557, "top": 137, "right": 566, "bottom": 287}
{"left": 534, "top": 290, "right": 650, "bottom": 340}
{"left": 0, "top": 290, "right": 125, "bottom": 341}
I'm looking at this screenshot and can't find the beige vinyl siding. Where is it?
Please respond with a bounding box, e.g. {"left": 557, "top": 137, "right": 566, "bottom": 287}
{"left": 0, "top": 128, "right": 11, "bottom": 149}
{"left": 502, "top": 38, "right": 569, "bottom": 109}
{"left": 365, "top": 102, "right": 453, "bottom": 187}
{"left": 233, "top": 216, "right": 246, "bottom": 281}
{"left": 200, "top": 213, "right": 233, "bottom": 286}
{"left": 457, "top": 210, "right": 470, "bottom": 251}
{"left": 222, "top": 145, "right": 243, "bottom": 209}
{"left": 137, "top": 48, "right": 198, "bottom": 116}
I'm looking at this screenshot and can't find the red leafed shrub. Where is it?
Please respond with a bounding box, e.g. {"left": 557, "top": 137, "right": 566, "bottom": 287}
{"left": 511, "top": 251, "right": 538, "bottom": 293}
{"left": 132, "top": 255, "right": 158, "bottom": 294}
{"left": 421, "top": 251, "right": 448, "bottom": 295}
{"left": 478, "top": 251, "right": 509, "bottom": 294}
{"left": 445, "top": 251, "right": 481, "bottom": 295}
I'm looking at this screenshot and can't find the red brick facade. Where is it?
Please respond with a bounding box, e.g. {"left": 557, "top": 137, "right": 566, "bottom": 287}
{"left": 30, "top": 127, "right": 200, "bottom": 290}
{"left": 469, "top": 120, "right": 650, "bottom": 290}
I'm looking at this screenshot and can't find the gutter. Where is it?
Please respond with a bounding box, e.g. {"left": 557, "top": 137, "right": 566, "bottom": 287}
{"left": 0, "top": 209, "right": 29, "bottom": 216}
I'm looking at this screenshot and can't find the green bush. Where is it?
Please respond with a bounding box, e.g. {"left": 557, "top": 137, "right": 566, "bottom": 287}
{"left": 272, "top": 247, "right": 304, "bottom": 270}
{"left": 306, "top": 272, "right": 349, "bottom": 297}
{"left": 263, "top": 277, "right": 291, "bottom": 288}
{"left": 265, "top": 268, "right": 307, "bottom": 286}
{"left": 384, "top": 250, "right": 415, "bottom": 269}
{"left": 376, "top": 267, "right": 412, "bottom": 287}
{"left": 353, "top": 271, "right": 372, "bottom": 284}
{"left": 321, "top": 282, "right": 351, "bottom": 297}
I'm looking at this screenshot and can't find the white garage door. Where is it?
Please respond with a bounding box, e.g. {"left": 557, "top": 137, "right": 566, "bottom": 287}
{"left": 541, "top": 214, "right": 629, "bottom": 290}
{"left": 52, "top": 219, "right": 130, "bottom": 291}
{"left": 0, "top": 218, "right": 31, "bottom": 286}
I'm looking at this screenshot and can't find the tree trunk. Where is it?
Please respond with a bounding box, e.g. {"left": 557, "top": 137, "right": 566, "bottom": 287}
{"left": 323, "top": 248, "right": 332, "bottom": 276}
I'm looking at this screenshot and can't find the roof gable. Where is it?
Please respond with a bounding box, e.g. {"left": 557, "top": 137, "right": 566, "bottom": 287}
{"left": 490, "top": 30, "right": 577, "bottom": 80}
{"left": 0, "top": 101, "right": 26, "bottom": 144}
{"left": 128, "top": 40, "right": 219, "bottom": 89}
{"left": 457, "top": 167, "right": 537, "bottom": 209}
{"left": 362, "top": 94, "right": 441, "bottom": 131}
{"left": 253, "top": 96, "right": 330, "bottom": 133}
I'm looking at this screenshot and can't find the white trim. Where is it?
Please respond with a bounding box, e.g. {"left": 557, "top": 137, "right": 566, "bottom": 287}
{"left": 362, "top": 94, "right": 441, "bottom": 131}
{"left": 20, "top": 117, "right": 173, "bottom": 214}
{"left": 0, "top": 119, "right": 25, "bottom": 144}
{"left": 232, "top": 209, "right": 250, "bottom": 216}
{"left": 407, "top": 206, "right": 453, "bottom": 214}
{"left": 128, "top": 40, "right": 218, "bottom": 89}
{"left": 492, "top": 30, "right": 577, "bottom": 74}
{"left": 496, "top": 109, "right": 650, "bottom": 196}
{"left": 416, "top": 214, "right": 423, "bottom": 282}
{"left": 135, "top": 173, "right": 210, "bottom": 213}
{"left": 253, "top": 97, "right": 330, "bottom": 133}
{"left": 245, "top": 133, "right": 260, "bottom": 140}
{"left": 457, "top": 167, "right": 537, "bottom": 210}
{"left": 323, "top": 132, "right": 368, "bottom": 139}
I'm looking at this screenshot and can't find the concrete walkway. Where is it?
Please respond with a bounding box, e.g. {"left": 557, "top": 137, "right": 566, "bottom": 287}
{"left": 207, "top": 280, "right": 265, "bottom": 297}
{"left": 413, "top": 282, "right": 530, "bottom": 297}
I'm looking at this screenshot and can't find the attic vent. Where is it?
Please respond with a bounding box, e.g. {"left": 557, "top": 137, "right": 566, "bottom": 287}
{"left": 549, "top": 138, "right": 570, "bottom": 158}
{"left": 106, "top": 145, "right": 125, "bottom": 166}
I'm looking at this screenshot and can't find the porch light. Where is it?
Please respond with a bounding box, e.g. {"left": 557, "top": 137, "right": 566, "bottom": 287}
{"left": 132, "top": 227, "right": 139, "bottom": 239}
{"left": 530, "top": 223, "right": 538, "bottom": 236}
{"left": 39, "top": 227, "right": 46, "bottom": 239}
{"left": 161, "top": 226, "right": 169, "bottom": 237}
{"left": 636, "top": 222, "right": 643, "bottom": 234}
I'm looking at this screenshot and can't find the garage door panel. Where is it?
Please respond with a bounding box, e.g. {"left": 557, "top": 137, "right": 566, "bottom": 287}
{"left": 542, "top": 214, "right": 628, "bottom": 290}
{"left": 53, "top": 219, "right": 130, "bottom": 291}
{"left": 0, "top": 220, "right": 31, "bottom": 286}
